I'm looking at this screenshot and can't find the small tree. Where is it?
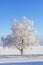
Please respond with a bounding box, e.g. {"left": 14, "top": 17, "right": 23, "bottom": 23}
{"left": 1, "top": 17, "right": 39, "bottom": 55}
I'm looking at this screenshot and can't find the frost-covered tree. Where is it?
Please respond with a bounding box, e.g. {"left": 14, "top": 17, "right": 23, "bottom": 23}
{"left": 1, "top": 17, "right": 39, "bottom": 55}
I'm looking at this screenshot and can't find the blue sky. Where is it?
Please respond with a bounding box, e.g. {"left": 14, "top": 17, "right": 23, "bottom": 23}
{"left": 0, "top": 0, "right": 43, "bottom": 43}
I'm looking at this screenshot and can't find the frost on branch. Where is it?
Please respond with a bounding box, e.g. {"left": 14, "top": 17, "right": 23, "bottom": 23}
{"left": 1, "top": 17, "right": 40, "bottom": 55}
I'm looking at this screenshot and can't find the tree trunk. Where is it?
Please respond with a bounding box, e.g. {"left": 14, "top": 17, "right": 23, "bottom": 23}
{"left": 21, "top": 48, "right": 23, "bottom": 55}
{"left": 21, "top": 39, "right": 23, "bottom": 55}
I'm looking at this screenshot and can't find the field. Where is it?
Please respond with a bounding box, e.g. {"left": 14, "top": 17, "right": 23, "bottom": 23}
{"left": 0, "top": 55, "right": 43, "bottom": 63}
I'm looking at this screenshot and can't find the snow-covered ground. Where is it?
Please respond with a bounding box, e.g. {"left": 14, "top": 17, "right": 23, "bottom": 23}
{"left": 0, "top": 56, "right": 43, "bottom": 63}
{"left": 0, "top": 46, "right": 43, "bottom": 55}
{"left": 0, "top": 46, "right": 43, "bottom": 63}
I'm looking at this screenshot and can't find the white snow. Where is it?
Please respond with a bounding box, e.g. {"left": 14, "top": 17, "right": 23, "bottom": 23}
{"left": 0, "top": 46, "right": 43, "bottom": 55}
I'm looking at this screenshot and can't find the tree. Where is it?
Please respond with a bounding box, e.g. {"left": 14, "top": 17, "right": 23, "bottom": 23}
{"left": 1, "top": 16, "right": 40, "bottom": 55}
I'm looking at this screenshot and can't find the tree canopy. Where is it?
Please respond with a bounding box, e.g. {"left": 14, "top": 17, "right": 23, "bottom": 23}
{"left": 1, "top": 16, "right": 40, "bottom": 55}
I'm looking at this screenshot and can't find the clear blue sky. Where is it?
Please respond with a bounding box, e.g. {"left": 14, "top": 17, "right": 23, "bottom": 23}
{"left": 0, "top": 0, "right": 43, "bottom": 38}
